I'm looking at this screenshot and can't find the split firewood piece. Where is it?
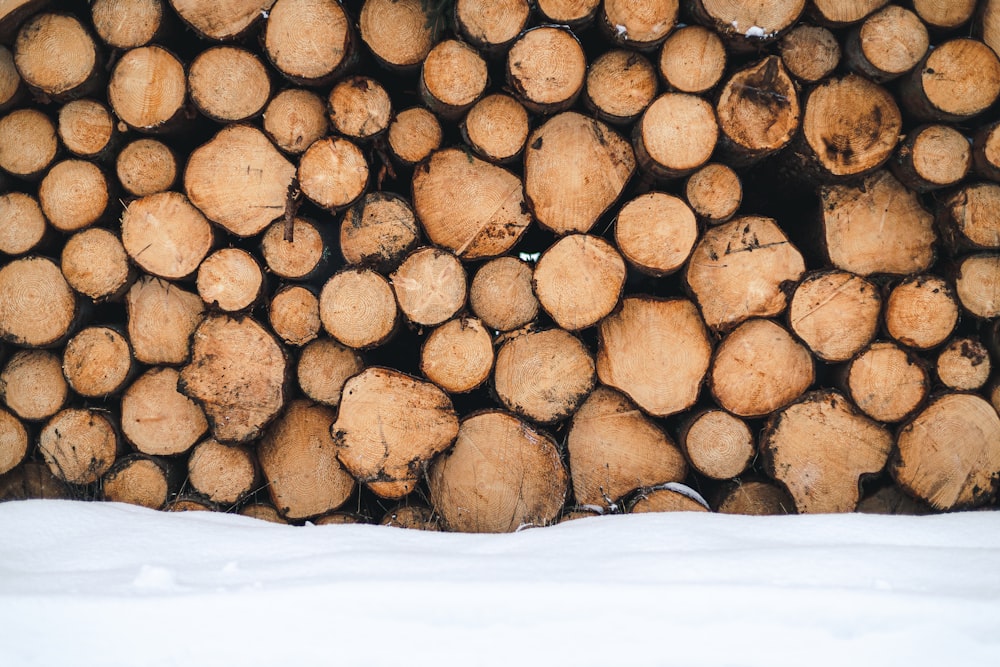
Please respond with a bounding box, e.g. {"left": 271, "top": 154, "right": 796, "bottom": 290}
{"left": 339, "top": 192, "right": 420, "bottom": 272}
{"left": 715, "top": 56, "right": 799, "bottom": 165}
{"left": 57, "top": 99, "right": 115, "bottom": 160}
{"left": 468, "top": 257, "right": 538, "bottom": 332}
{"left": 0, "top": 461, "right": 71, "bottom": 502}
{"left": 420, "top": 316, "right": 494, "bottom": 393}
{"left": 716, "top": 480, "right": 795, "bottom": 515}
{"left": 268, "top": 284, "right": 320, "bottom": 347}
{"left": 506, "top": 26, "right": 586, "bottom": 114}
{"left": 524, "top": 112, "right": 634, "bottom": 235}
{"left": 38, "top": 159, "right": 109, "bottom": 232}
{"left": 615, "top": 191, "right": 697, "bottom": 277}
{"left": 778, "top": 24, "right": 840, "bottom": 83}
{"left": 0, "top": 45, "right": 23, "bottom": 111}
{"left": 387, "top": 106, "right": 441, "bottom": 167}
{"left": 319, "top": 268, "right": 398, "bottom": 349}
{"left": 808, "top": 0, "right": 889, "bottom": 26}
{"left": 381, "top": 505, "right": 440, "bottom": 531}
{"left": 121, "top": 191, "right": 214, "bottom": 280}
{"left": 240, "top": 504, "right": 289, "bottom": 523}
{"left": 0, "top": 192, "right": 47, "bottom": 256}
{"left": 0, "top": 349, "right": 68, "bottom": 421}
{"left": 973, "top": 121, "right": 1000, "bottom": 182}
{"left": 885, "top": 274, "right": 959, "bottom": 349}
{"left": 794, "top": 74, "right": 901, "bottom": 181}
{"left": 179, "top": 314, "right": 289, "bottom": 443}
{"left": 597, "top": 296, "right": 712, "bottom": 417}
{"left": 686, "top": 0, "right": 803, "bottom": 48}
{"left": 938, "top": 183, "right": 1000, "bottom": 253}
{"left": 179, "top": 448, "right": 242, "bottom": 511}
{"left": 262, "top": 0, "right": 353, "bottom": 86}
{"left": 935, "top": 337, "right": 990, "bottom": 391}
{"left": 333, "top": 366, "right": 459, "bottom": 499}
{"left": 168, "top": 0, "right": 273, "bottom": 41}
{"left": 461, "top": 93, "right": 529, "bottom": 164}
{"left": 358, "top": 0, "right": 434, "bottom": 71}
{"left": 420, "top": 39, "right": 487, "bottom": 121}
{"left": 108, "top": 45, "right": 186, "bottom": 132}
{"left": 761, "top": 389, "right": 893, "bottom": 513}
{"left": 583, "top": 49, "right": 657, "bottom": 126}
{"left": 630, "top": 483, "right": 710, "bottom": 513}
{"left": 428, "top": 410, "right": 568, "bottom": 532}
{"left": 62, "top": 325, "right": 134, "bottom": 398}
{"left": 296, "top": 338, "right": 364, "bottom": 407}
{"left": 91, "top": 0, "right": 164, "bottom": 49}
{"left": 102, "top": 455, "right": 173, "bottom": 510}
{"left": 685, "top": 163, "right": 741, "bottom": 224}
{"left": 0, "top": 108, "right": 57, "bottom": 180}
{"left": 454, "top": 0, "right": 530, "bottom": 55}
{"left": 413, "top": 148, "right": 531, "bottom": 258}
{"left": 599, "top": 0, "right": 678, "bottom": 50}
{"left": 788, "top": 270, "right": 881, "bottom": 362}
{"left": 116, "top": 138, "right": 177, "bottom": 196}
{"left": 196, "top": 248, "right": 265, "bottom": 312}
{"left": 955, "top": 254, "right": 1000, "bottom": 319}
{"left": 657, "top": 25, "right": 725, "bottom": 94}
{"left": 262, "top": 89, "right": 328, "bottom": 155}
{"left": 685, "top": 215, "right": 805, "bottom": 331}
{"left": 188, "top": 46, "right": 270, "bottom": 122}
{"left": 125, "top": 276, "right": 205, "bottom": 365}
{"left": 123, "top": 367, "right": 208, "bottom": 455}
{"left": 494, "top": 327, "right": 595, "bottom": 424}
{"left": 634, "top": 92, "right": 717, "bottom": 179}
{"left": 14, "top": 13, "right": 100, "bottom": 101}
{"left": 39, "top": 408, "right": 119, "bottom": 485}
{"left": 261, "top": 217, "right": 326, "bottom": 281}
{"left": 844, "top": 5, "right": 928, "bottom": 83}
{"left": 819, "top": 170, "right": 936, "bottom": 276}
{"left": 391, "top": 247, "right": 467, "bottom": 328}
{"left": 892, "top": 393, "right": 1000, "bottom": 510}
{"left": 0, "top": 256, "right": 78, "bottom": 348}
{"left": 844, "top": 341, "right": 929, "bottom": 423}
{"left": 679, "top": 409, "right": 755, "bottom": 481}
{"left": 856, "top": 485, "right": 931, "bottom": 516}
{"left": 185, "top": 124, "right": 296, "bottom": 237}
{"left": 533, "top": 234, "right": 625, "bottom": 330}
{"left": 711, "top": 319, "right": 814, "bottom": 418}
{"left": 900, "top": 38, "right": 1000, "bottom": 123}
{"left": 0, "top": 407, "right": 27, "bottom": 476}
{"left": 890, "top": 124, "right": 970, "bottom": 193}
{"left": 297, "top": 136, "right": 368, "bottom": 212}
{"left": 567, "top": 386, "right": 687, "bottom": 509}
{"left": 328, "top": 76, "right": 392, "bottom": 140}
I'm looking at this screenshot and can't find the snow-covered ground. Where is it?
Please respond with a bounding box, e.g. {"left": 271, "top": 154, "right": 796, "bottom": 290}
{"left": 1, "top": 500, "right": 998, "bottom": 666}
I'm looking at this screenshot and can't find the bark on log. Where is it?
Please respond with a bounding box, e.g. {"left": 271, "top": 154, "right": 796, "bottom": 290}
{"left": 420, "top": 39, "right": 487, "bottom": 121}
{"left": 0, "top": 461, "right": 71, "bottom": 501}
{"left": 890, "top": 124, "right": 970, "bottom": 193}
{"left": 339, "top": 192, "right": 419, "bottom": 272}
{"left": 935, "top": 337, "right": 990, "bottom": 391}
{"left": 715, "top": 56, "right": 799, "bottom": 165}
{"left": 844, "top": 5, "right": 928, "bottom": 83}
{"left": 506, "top": 26, "right": 586, "bottom": 115}
{"left": 938, "top": 183, "right": 1000, "bottom": 253}
{"left": 14, "top": 12, "right": 100, "bottom": 102}
{"left": 900, "top": 38, "right": 1000, "bottom": 123}
{"left": 329, "top": 76, "right": 392, "bottom": 140}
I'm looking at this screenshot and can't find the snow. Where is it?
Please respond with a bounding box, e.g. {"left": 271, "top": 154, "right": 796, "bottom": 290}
{"left": 1, "top": 500, "right": 998, "bottom": 666}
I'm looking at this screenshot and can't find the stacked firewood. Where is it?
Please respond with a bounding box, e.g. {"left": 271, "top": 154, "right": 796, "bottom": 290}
{"left": 2, "top": 0, "right": 1000, "bottom": 530}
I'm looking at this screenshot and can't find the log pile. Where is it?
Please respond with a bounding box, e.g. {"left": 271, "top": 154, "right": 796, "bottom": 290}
{"left": 2, "top": 0, "right": 1000, "bottom": 530}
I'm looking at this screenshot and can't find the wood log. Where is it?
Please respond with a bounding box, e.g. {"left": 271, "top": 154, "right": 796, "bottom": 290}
{"left": 912, "top": 0, "right": 976, "bottom": 32}
{"left": 600, "top": 0, "right": 678, "bottom": 50}
{"left": 567, "top": 386, "right": 687, "bottom": 509}
{"left": 808, "top": 0, "right": 889, "bottom": 27}
{"left": 0, "top": 191, "right": 47, "bottom": 256}
{"left": 761, "top": 389, "right": 893, "bottom": 513}
{"left": 358, "top": 0, "right": 434, "bottom": 72}
{"left": 536, "top": 0, "right": 599, "bottom": 30}
{"left": 583, "top": 49, "right": 657, "bottom": 126}
{"left": 935, "top": 337, "right": 990, "bottom": 392}
{"left": 900, "top": 38, "right": 1000, "bottom": 123}
{"left": 297, "top": 135, "right": 368, "bottom": 212}
{"left": 710, "top": 318, "right": 815, "bottom": 418}
{"left": 0, "top": 407, "right": 28, "bottom": 476}
{"left": 0, "top": 256, "right": 78, "bottom": 348}
{"left": 38, "top": 158, "right": 109, "bottom": 232}
{"left": 188, "top": 46, "right": 271, "bottom": 123}
{"left": 14, "top": 12, "right": 100, "bottom": 102}
{"left": 268, "top": 284, "right": 320, "bottom": 347}
{"left": 524, "top": 112, "right": 634, "bottom": 235}
{"left": 386, "top": 106, "right": 441, "bottom": 167}
{"left": 120, "top": 191, "right": 214, "bottom": 280}
{"left": 124, "top": 275, "right": 205, "bottom": 365}
{"left": 614, "top": 192, "right": 697, "bottom": 276}
{"left": 506, "top": 26, "right": 586, "bottom": 115}
{"left": 0, "top": 45, "right": 24, "bottom": 111}
{"left": 855, "top": 484, "right": 930, "bottom": 515}
{"left": 788, "top": 270, "right": 881, "bottom": 362}
{"left": 657, "top": 25, "right": 725, "bottom": 94}
{"left": 262, "top": 0, "right": 353, "bottom": 86}
{"left": 468, "top": 256, "right": 538, "bottom": 332}
{"left": 61, "top": 228, "right": 134, "bottom": 303}
{"left": 0, "top": 108, "right": 57, "bottom": 180}
{"left": 461, "top": 93, "right": 529, "bottom": 164}
{"left": 716, "top": 480, "right": 795, "bottom": 515}
{"left": 778, "top": 24, "right": 840, "bottom": 83}
{"left": 240, "top": 503, "right": 289, "bottom": 523}
{"left": 39, "top": 407, "right": 119, "bottom": 485}
{"left": 890, "top": 124, "right": 970, "bottom": 193}
{"left": 597, "top": 296, "right": 712, "bottom": 417}
{"left": 390, "top": 246, "right": 467, "bottom": 328}
{"left": 102, "top": 454, "right": 172, "bottom": 510}
{"left": 559, "top": 506, "right": 603, "bottom": 522}
{"left": 938, "top": 183, "right": 1000, "bottom": 253}
{"left": 196, "top": 248, "right": 265, "bottom": 312}
{"left": 57, "top": 99, "right": 116, "bottom": 161}
{"left": 420, "top": 39, "right": 487, "bottom": 121}
{"left": 260, "top": 217, "right": 326, "bottom": 281}
{"left": 0, "top": 349, "right": 67, "bottom": 421}
{"left": 122, "top": 366, "right": 208, "bottom": 456}
{"left": 630, "top": 483, "right": 710, "bottom": 513}
{"left": 328, "top": 75, "right": 392, "bottom": 140}
{"left": 379, "top": 505, "right": 439, "bottom": 530}
{"left": 973, "top": 121, "right": 1000, "bottom": 183}
{"left": 108, "top": 45, "right": 186, "bottom": 132}
{"left": 319, "top": 267, "right": 398, "bottom": 349}
{"left": 332, "top": 366, "right": 459, "bottom": 499}
{"left": 454, "top": 0, "right": 529, "bottom": 56}
{"left": 844, "top": 341, "right": 929, "bottom": 423}
{"left": 0, "top": 461, "right": 71, "bottom": 501}
{"left": 168, "top": 0, "right": 274, "bottom": 41}
{"left": 634, "top": 92, "right": 717, "bottom": 179}
{"left": 532, "top": 234, "right": 626, "bottom": 330}
{"left": 115, "top": 138, "right": 177, "bottom": 196}
{"left": 179, "top": 314, "right": 288, "bottom": 443}
{"left": 262, "top": 88, "right": 328, "bottom": 155}
{"left": 494, "top": 327, "right": 595, "bottom": 424}
{"left": 339, "top": 192, "right": 420, "bottom": 272}
{"left": 715, "top": 56, "right": 799, "bottom": 165}
{"left": 62, "top": 325, "right": 134, "bottom": 398}
{"left": 892, "top": 393, "right": 1000, "bottom": 510}
{"left": 420, "top": 316, "right": 494, "bottom": 394}
{"left": 311, "top": 510, "right": 368, "bottom": 525}
{"left": 686, "top": 0, "right": 803, "bottom": 48}
{"left": 954, "top": 253, "right": 1000, "bottom": 319}
{"left": 296, "top": 337, "right": 364, "bottom": 407}
{"left": 678, "top": 409, "right": 755, "bottom": 481}
{"left": 428, "top": 410, "right": 568, "bottom": 532}
{"left": 165, "top": 496, "right": 218, "bottom": 512}
{"left": 844, "top": 5, "right": 928, "bottom": 83}
{"left": 685, "top": 163, "right": 741, "bottom": 224}
{"left": 91, "top": 0, "right": 164, "bottom": 50}
{"left": 884, "top": 274, "right": 959, "bottom": 349}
